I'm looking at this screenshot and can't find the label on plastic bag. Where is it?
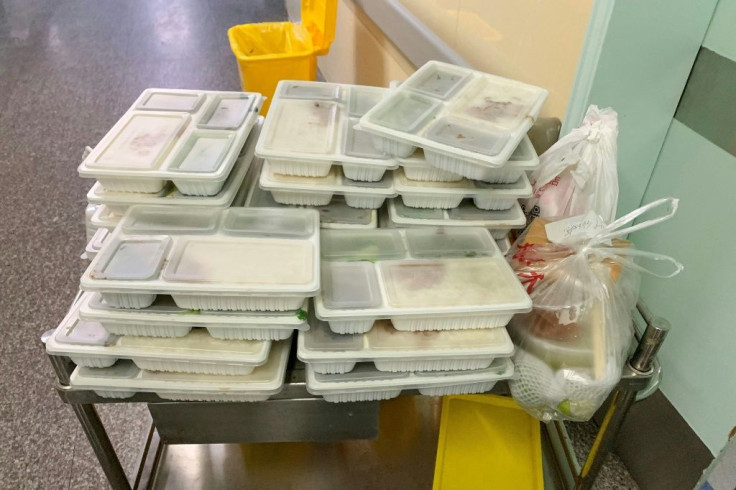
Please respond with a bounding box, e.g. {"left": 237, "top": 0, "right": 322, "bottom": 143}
{"left": 544, "top": 212, "right": 607, "bottom": 245}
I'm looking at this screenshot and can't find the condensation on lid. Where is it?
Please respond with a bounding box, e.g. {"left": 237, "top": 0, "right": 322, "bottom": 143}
{"left": 137, "top": 91, "right": 205, "bottom": 112}
{"left": 58, "top": 319, "right": 113, "bottom": 346}
{"left": 321, "top": 229, "right": 406, "bottom": 261}
{"left": 394, "top": 167, "right": 469, "bottom": 189}
{"left": 304, "top": 316, "right": 364, "bottom": 351}
{"left": 122, "top": 207, "right": 219, "bottom": 234}
{"left": 379, "top": 258, "right": 525, "bottom": 308}
{"left": 169, "top": 131, "right": 234, "bottom": 173}
{"left": 162, "top": 238, "right": 314, "bottom": 285}
{"left": 405, "top": 228, "right": 495, "bottom": 258}
{"left": 426, "top": 117, "right": 508, "bottom": 156}
{"left": 92, "top": 113, "right": 189, "bottom": 169}
{"left": 262, "top": 99, "right": 338, "bottom": 154}
{"left": 198, "top": 94, "right": 255, "bottom": 130}
{"left": 314, "top": 363, "right": 409, "bottom": 382}
{"left": 94, "top": 237, "right": 171, "bottom": 280}
{"left": 321, "top": 261, "right": 381, "bottom": 309}
{"left": 221, "top": 207, "right": 314, "bottom": 238}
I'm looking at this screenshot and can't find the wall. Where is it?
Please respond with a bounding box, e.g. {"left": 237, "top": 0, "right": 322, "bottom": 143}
{"left": 632, "top": 0, "right": 736, "bottom": 455}
{"left": 316, "top": 0, "right": 415, "bottom": 87}
{"left": 397, "top": 0, "right": 593, "bottom": 119}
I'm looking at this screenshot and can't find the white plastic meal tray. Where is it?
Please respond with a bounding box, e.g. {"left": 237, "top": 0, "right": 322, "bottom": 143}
{"left": 69, "top": 339, "right": 291, "bottom": 401}
{"left": 245, "top": 165, "right": 377, "bottom": 229}
{"left": 396, "top": 135, "right": 538, "bottom": 183}
{"left": 358, "top": 61, "right": 548, "bottom": 170}
{"left": 386, "top": 198, "right": 526, "bottom": 239}
{"left": 90, "top": 205, "right": 122, "bottom": 232}
{"left": 85, "top": 228, "right": 110, "bottom": 261}
{"left": 298, "top": 315, "right": 513, "bottom": 374}
{"left": 46, "top": 300, "right": 274, "bottom": 375}
{"left": 80, "top": 205, "right": 320, "bottom": 311}
{"left": 256, "top": 81, "right": 398, "bottom": 182}
{"left": 393, "top": 167, "right": 532, "bottom": 210}
{"left": 86, "top": 119, "right": 262, "bottom": 214}
{"left": 78, "top": 89, "right": 264, "bottom": 196}
{"left": 79, "top": 291, "right": 308, "bottom": 340}
{"left": 259, "top": 160, "right": 396, "bottom": 209}
{"left": 314, "top": 227, "right": 531, "bottom": 334}
{"left": 305, "top": 356, "right": 514, "bottom": 403}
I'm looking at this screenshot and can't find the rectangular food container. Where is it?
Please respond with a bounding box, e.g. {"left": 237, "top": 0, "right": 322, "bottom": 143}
{"left": 386, "top": 198, "right": 526, "bottom": 239}
{"left": 259, "top": 160, "right": 396, "bottom": 209}
{"left": 84, "top": 228, "right": 110, "bottom": 261}
{"left": 314, "top": 228, "right": 531, "bottom": 334}
{"left": 358, "top": 61, "right": 548, "bottom": 168}
{"left": 298, "top": 314, "right": 513, "bottom": 374}
{"left": 68, "top": 339, "right": 291, "bottom": 401}
{"left": 86, "top": 120, "right": 262, "bottom": 214}
{"left": 397, "top": 135, "right": 538, "bottom": 183}
{"left": 256, "top": 81, "right": 398, "bottom": 182}
{"left": 305, "top": 356, "right": 514, "bottom": 403}
{"left": 246, "top": 172, "right": 377, "bottom": 229}
{"left": 90, "top": 205, "right": 122, "bottom": 232}
{"left": 79, "top": 89, "right": 264, "bottom": 195}
{"left": 393, "top": 167, "right": 532, "bottom": 210}
{"left": 80, "top": 205, "right": 320, "bottom": 311}
{"left": 78, "top": 291, "right": 308, "bottom": 340}
{"left": 46, "top": 300, "right": 273, "bottom": 375}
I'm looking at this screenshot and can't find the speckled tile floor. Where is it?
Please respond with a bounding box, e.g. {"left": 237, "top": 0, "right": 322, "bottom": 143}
{"left": 0, "top": 1, "right": 637, "bottom": 488}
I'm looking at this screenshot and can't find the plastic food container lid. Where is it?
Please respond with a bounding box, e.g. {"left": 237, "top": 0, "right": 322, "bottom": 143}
{"left": 321, "top": 229, "right": 406, "bottom": 261}
{"left": 321, "top": 261, "right": 382, "bottom": 309}
{"left": 405, "top": 228, "right": 495, "bottom": 258}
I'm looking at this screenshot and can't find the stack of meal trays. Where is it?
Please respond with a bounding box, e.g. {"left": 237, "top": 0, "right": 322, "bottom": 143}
{"left": 358, "top": 62, "right": 548, "bottom": 243}
{"left": 301, "top": 227, "right": 531, "bottom": 402}
{"left": 255, "top": 81, "right": 398, "bottom": 210}
{"left": 80, "top": 88, "right": 264, "bottom": 260}
{"left": 51, "top": 205, "right": 320, "bottom": 401}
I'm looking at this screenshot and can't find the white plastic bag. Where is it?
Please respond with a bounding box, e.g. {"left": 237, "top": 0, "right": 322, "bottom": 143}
{"left": 524, "top": 105, "right": 619, "bottom": 224}
{"left": 507, "top": 198, "right": 683, "bottom": 422}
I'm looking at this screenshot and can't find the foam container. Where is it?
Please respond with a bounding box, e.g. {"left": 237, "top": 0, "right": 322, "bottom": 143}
{"left": 259, "top": 161, "right": 396, "bottom": 209}
{"left": 397, "top": 136, "right": 538, "bottom": 183}
{"left": 256, "top": 81, "right": 398, "bottom": 182}
{"left": 358, "top": 61, "right": 547, "bottom": 169}
{"left": 78, "top": 291, "right": 308, "bottom": 340}
{"left": 46, "top": 300, "right": 274, "bottom": 375}
{"left": 80, "top": 205, "right": 320, "bottom": 311}
{"left": 386, "top": 198, "right": 526, "bottom": 239}
{"left": 305, "top": 356, "right": 514, "bottom": 403}
{"left": 85, "top": 228, "right": 110, "bottom": 261}
{"left": 315, "top": 228, "right": 531, "bottom": 333}
{"left": 78, "top": 89, "right": 264, "bottom": 195}
{"left": 245, "top": 166, "right": 377, "bottom": 229}
{"left": 69, "top": 339, "right": 291, "bottom": 401}
{"left": 298, "top": 315, "right": 513, "bottom": 374}
{"left": 86, "top": 120, "right": 262, "bottom": 214}
{"left": 393, "top": 167, "right": 532, "bottom": 210}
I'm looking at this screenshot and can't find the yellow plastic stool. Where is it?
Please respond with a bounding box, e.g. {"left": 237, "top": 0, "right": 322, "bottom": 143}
{"left": 228, "top": 0, "right": 337, "bottom": 114}
{"left": 433, "top": 395, "right": 543, "bottom": 490}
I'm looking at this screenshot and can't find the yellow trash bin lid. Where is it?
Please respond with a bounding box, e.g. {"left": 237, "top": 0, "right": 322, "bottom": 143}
{"left": 301, "top": 0, "right": 337, "bottom": 56}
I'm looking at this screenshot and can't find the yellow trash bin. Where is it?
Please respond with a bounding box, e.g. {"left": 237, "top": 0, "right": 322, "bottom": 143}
{"left": 228, "top": 0, "right": 337, "bottom": 114}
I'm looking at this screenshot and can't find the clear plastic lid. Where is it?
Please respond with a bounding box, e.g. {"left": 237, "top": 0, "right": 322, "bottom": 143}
{"left": 137, "top": 91, "right": 205, "bottom": 112}
{"left": 162, "top": 238, "right": 314, "bottom": 285}
{"left": 77, "top": 359, "right": 139, "bottom": 379}
{"left": 198, "top": 94, "right": 255, "bottom": 130}
{"left": 262, "top": 99, "right": 338, "bottom": 154}
{"left": 94, "top": 237, "right": 171, "bottom": 280}
{"left": 281, "top": 82, "right": 341, "bottom": 101}
{"left": 405, "top": 228, "right": 495, "bottom": 258}
{"left": 56, "top": 318, "right": 113, "bottom": 346}
{"left": 91, "top": 113, "right": 189, "bottom": 169}
{"left": 123, "top": 207, "right": 219, "bottom": 234}
{"left": 379, "top": 258, "right": 526, "bottom": 308}
{"left": 343, "top": 119, "right": 385, "bottom": 158}
{"left": 448, "top": 201, "right": 523, "bottom": 221}
{"left": 221, "top": 207, "right": 314, "bottom": 238}
{"left": 304, "top": 317, "right": 364, "bottom": 351}
{"left": 321, "top": 229, "right": 406, "bottom": 261}
{"left": 394, "top": 200, "right": 446, "bottom": 219}
{"left": 314, "top": 363, "right": 409, "bottom": 382}
{"left": 455, "top": 76, "right": 541, "bottom": 130}
{"left": 169, "top": 131, "right": 234, "bottom": 173}
{"left": 316, "top": 197, "right": 374, "bottom": 225}
{"left": 116, "top": 328, "right": 266, "bottom": 355}
{"left": 405, "top": 64, "right": 471, "bottom": 100}
{"left": 348, "top": 87, "right": 384, "bottom": 117}
{"left": 370, "top": 92, "right": 441, "bottom": 133}
{"left": 426, "top": 117, "right": 508, "bottom": 156}
{"left": 321, "top": 261, "right": 382, "bottom": 309}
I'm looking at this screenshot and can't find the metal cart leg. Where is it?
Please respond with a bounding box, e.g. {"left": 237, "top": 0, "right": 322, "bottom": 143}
{"left": 575, "top": 316, "right": 670, "bottom": 489}
{"left": 71, "top": 403, "right": 131, "bottom": 490}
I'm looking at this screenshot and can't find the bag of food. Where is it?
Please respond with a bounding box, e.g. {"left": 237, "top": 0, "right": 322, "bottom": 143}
{"left": 507, "top": 198, "right": 683, "bottom": 422}
{"left": 524, "top": 105, "right": 619, "bottom": 224}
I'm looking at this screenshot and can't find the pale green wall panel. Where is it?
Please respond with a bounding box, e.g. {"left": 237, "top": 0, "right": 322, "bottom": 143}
{"left": 633, "top": 120, "right": 736, "bottom": 454}
{"left": 703, "top": 0, "right": 736, "bottom": 60}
